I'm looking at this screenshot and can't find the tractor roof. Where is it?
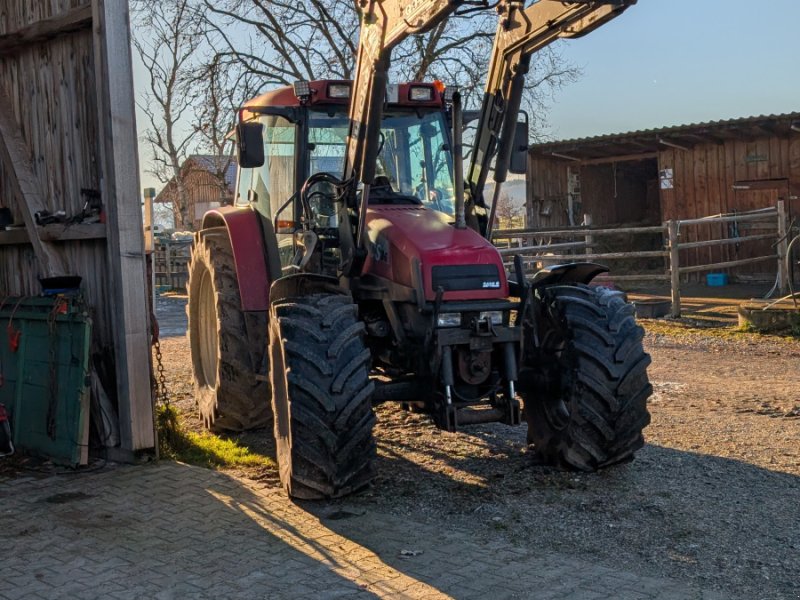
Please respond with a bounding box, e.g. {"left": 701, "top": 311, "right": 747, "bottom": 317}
{"left": 243, "top": 80, "right": 445, "bottom": 111}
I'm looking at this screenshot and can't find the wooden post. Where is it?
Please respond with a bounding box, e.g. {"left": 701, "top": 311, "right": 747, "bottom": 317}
{"left": 165, "top": 243, "right": 172, "bottom": 290}
{"left": 668, "top": 220, "right": 681, "bottom": 317}
{"left": 584, "top": 214, "right": 593, "bottom": 255}
{"left": 92, "top": 0, "right": 155, "bottom": 453}
{"left": 776, "top": 200, "right": 789, "bottom": 294}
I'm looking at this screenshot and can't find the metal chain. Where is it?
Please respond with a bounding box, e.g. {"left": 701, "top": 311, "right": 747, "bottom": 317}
{"left": 153, "top": 337, "right": 170, "bottom": 406}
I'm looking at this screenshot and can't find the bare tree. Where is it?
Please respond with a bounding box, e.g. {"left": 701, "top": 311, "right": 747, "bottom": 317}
{"left": 494, "top": 190, "right": 516, "bottom": 229}
{"left": 200, "top": 1, "right": 579, "bottom": 119}
{"left": 133, "top": 0, "right": 202, "bottom": 230}
{"left": 190, "top": 53, "right": 260, "bottom": 205}
{"left": 133, "top": 0, "right": 581, "bottom": 219}
{"left": 203, "top": 0, "right": 359, "bottom": 87}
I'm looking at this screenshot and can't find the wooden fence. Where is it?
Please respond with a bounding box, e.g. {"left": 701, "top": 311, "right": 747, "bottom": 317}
{"left": 153, "top": 239, "right": 191, "bottom": 291}
{"left": 493, "top": 201, "right": 789, "bottom": 317}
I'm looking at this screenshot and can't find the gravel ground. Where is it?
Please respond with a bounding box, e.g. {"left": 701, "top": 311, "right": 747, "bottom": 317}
{"left": 158, "top": 302, "right": 800, "bottom": 600}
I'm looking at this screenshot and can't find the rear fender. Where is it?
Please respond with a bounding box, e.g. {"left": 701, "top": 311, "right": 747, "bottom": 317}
{"left": 269, "top": 274, "right": 348, "bottom": 306}
{"left": 200, "top": 207, "right": 281, "bottom": 311}
{"left": 529, "top": 262, "right": 609, "bottom": 290}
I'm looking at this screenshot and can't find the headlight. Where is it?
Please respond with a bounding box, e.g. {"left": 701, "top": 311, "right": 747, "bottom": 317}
{"left": 437, "top": 313, "right": 461, "bottom": 328}
{"left": 328, "top": 83, "right": 351, "bottom": 99}
{"left": 409, "top": 86, "right": 434, "bottom": 102}
{"left": 479, "top": 311, "right": 504, "bottom": 325}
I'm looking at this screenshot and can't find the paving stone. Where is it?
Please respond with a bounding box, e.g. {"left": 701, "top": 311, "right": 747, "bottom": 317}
{"left": 0, "top": 462, "right": 731, "bottom": 600}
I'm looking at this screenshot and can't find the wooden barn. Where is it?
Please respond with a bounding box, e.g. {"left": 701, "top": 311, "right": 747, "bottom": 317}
{"left": 527, "top": 113, "right": 800, "bottom": 281}
{"left": 0, "top": 2, "right": 154, "bottom": 462}
{"left": 155, "top": 154, "right": 236, "bottom": 231}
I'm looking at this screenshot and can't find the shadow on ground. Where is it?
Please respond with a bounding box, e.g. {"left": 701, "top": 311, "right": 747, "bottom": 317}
{"left": 166, "top": 399, "right": 800, "bottom": 599}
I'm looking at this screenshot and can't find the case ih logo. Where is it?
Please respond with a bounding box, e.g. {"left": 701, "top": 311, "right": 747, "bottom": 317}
{"left": 483, "top": 281, "right": 501, "bottom": 289}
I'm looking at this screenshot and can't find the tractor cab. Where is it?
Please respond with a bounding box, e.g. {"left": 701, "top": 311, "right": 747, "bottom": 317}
{"left": 235, "top": 80, "right": 461, "bottom": 273}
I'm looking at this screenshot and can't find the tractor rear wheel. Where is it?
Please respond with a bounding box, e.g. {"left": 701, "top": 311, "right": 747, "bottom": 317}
{"left": 519, "top": 284, "right": 652, "bottom": 471}
{"left": 269, "top": 293, "right": 376, "bottom": 499}
{"left": 187, "top": 229, "right": 272, "bottom": 432}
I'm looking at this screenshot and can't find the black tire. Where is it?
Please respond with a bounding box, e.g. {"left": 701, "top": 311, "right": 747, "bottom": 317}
{"left": 269, "top": 293, "right": 376, "bottom": 499}
{"left": 187, "top": 229, "right": 272, "bottom": 432}
{"left": 519, "top": 284, "right": 652, "bottom": 471}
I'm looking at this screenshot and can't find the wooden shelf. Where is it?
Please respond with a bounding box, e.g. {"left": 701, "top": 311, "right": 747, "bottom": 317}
{"left": 0, "top": 223, "right": 107, "bottom": 246}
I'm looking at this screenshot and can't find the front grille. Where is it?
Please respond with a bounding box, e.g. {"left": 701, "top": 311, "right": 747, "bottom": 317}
{"left": 431, "top": 264, "right": 501, "bottom": 292}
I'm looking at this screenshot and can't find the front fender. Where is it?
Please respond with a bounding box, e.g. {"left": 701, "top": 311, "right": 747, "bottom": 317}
{"left": 269, "top": 274, "right": 348, "bottom": 305}
{"left": 529, "top": 262, "right": 609, "bottom": 289}
{"left": 201, "top": 206, "right": 280, "bottom": 311}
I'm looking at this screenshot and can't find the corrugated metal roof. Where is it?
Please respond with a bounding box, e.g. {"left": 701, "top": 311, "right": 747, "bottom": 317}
{"left": 530, "top": 112, "right": 800, "bottom": 160}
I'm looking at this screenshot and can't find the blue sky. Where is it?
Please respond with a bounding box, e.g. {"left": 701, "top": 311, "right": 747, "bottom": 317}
{"left": 135, "top": 0, "right": 800, "bottom": 191}
{"left": 544, "top": 0, "right": 800, "bottom": 140}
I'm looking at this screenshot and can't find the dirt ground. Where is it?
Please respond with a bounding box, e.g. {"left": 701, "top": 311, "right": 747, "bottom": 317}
{"left": 157, "top": 294, "right": 800, "bottom": 600}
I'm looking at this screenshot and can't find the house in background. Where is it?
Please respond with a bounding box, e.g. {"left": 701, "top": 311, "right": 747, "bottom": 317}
{"left": 155, "top": 155, "right": 237, "bottom": 230}
{"left": 527, "top": 112, "right": 800, "bottom": 281}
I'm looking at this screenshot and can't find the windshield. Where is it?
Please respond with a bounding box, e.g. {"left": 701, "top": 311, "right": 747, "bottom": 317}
{"left": 308, "top": 110, "right": 455, "bottom": 216}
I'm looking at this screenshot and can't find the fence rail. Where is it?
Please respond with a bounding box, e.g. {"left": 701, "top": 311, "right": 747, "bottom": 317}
{"left": 493, "top": 202, "right": 788, "bottom": 318}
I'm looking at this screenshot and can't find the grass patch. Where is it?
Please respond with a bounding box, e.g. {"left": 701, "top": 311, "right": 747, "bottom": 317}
{"left": 640, "top": 318, "right": 751, "bottom": 340}
{"left": 640, "top": 317, "right": 800, "bottom": 342}
{"left": 156, "top": 405, "right": 274, "bottom": 470}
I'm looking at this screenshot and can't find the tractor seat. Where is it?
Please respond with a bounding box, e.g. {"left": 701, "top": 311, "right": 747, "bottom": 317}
{"left": 373, "top": 175, "right": 392, "bottom": 188}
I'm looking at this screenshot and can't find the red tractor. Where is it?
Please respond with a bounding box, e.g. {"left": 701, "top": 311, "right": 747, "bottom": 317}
{"left": 187, "top": 0, "right": 650, "bottom": 499}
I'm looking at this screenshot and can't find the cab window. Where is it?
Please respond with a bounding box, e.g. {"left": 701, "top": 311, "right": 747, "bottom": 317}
{"left": 252, "top": 115, "right": 296, "bottom": 219}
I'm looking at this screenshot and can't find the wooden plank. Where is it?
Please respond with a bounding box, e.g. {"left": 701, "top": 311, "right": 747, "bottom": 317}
{"left": 694, "top": 144, "right": 710, "bottom": 266}
{"left": 519, "top": 250, "right": 667, "bottom": 261}
{"left": 92, "top": 0, "right": 155, "bottom": 452}
{"left": 722, "top": 140, "right": 737, "bottom": 264}
{"left": 0, "top": 4, "right": 92, "bottom": 56}
{"left": 679, "top": 255, "right": 776, "bottom": 274}
{"left": 678, "top": 211, "right": 777, "bottom": 226}
{"left": 789, "top": 135, "right": 800, "bottom": 225}
{"left": 658, "top": 149, "right": 675, "bottom": 220}
{"left": 706, "top": 143, "right": 723, "bottom": 266}
{"left": 594, "top": 274, "right": 671, "bottom": 282}
{"left": 668, "top": 220, "right": 681, "bottom": 317}
{"left": 0, "top": 223, "right": 107, "bottom": 246}
{"left": 493, "top": 225, "right": 666, "bottom": 237}
{"left": 497, "top": 241, "right": 587, "bottom": 256}
{"left": 777, "top": 200, "right": 789, "bottom": 293}
{"left": 732, "top": 178, "right": 789, "bottom": 191}
{"left": 577, "top": 152, "right": 658, "bottom": 166}
{"left": 677, "top": 233, "right": 775, "bottom": 251}
{"left": 0, "top": 89, "right": 68, "bottom": 277}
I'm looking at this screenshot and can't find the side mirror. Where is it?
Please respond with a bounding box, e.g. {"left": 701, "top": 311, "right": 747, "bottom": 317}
{"left": 509, "top": 119, "right": 528, "bottom": 175}
{"left": 237, "top": 121, "right": 264, "bottom": 168}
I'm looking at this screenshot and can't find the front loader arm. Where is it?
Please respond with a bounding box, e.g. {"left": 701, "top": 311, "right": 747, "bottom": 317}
{"left": 466, "top": 0, "right": 636, "bottom": 236}
{"left": 342, "top": 0, "right": 469, "bottom": 260}
{"left": 344, "top": 0, "right": 468, "bottom": 188}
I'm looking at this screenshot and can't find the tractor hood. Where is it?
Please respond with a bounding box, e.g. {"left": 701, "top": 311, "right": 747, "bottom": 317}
{"left": 362, "top": 205, "right": 508, "bottom": 302}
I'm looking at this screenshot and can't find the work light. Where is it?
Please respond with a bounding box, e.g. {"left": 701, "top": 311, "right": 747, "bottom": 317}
{"left": 409, "top": 86, "right": 434, "bottom": 102}
{"left": 293, "top": 80, "right": 312, "bottom": 99}
{"left": 328, "top": 83, "right": 351, "bottom": 99}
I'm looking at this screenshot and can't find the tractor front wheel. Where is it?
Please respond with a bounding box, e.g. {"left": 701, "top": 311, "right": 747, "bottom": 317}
{"left": 519, "top": 284, "right": 652, "bottom": 471}
{"left": 269, "top": 293, "right": 376, "bottom": 499}
{"left": 187, "top": 229, "right": 272, "bottom": 432}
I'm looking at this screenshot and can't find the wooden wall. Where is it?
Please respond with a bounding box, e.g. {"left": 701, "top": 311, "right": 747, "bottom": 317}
{"left": 527, "top": 157, "right": 570, "bottom": 228}
{"left": 0, "top": 1, "right": 154, "bottom": 453}
{"left": 156, "top": 162, "right": 234, "bottom": 230}
{"left": 528, "top": 131, "right": 800, "bottom": 279}
{"left": 658, "top": 134, "right": 800, "bottom": 277}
